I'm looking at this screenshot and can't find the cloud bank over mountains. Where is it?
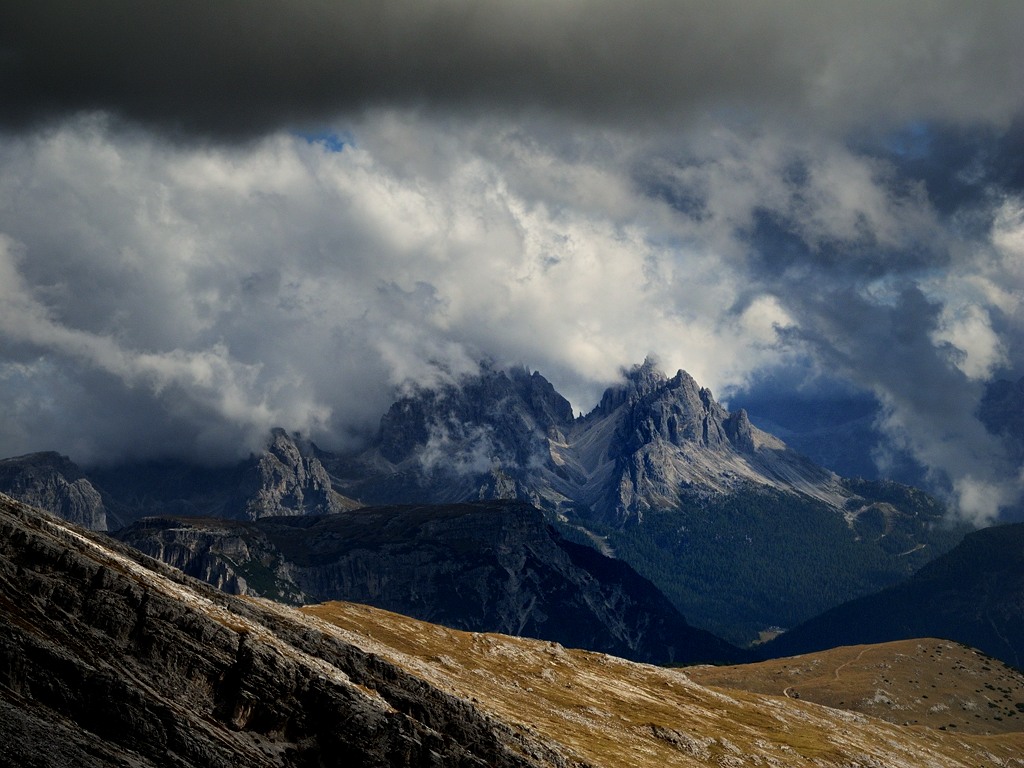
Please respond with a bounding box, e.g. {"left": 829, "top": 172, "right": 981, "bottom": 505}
{"left": 1, "top": 1, "right": 1023, "bottom": 522}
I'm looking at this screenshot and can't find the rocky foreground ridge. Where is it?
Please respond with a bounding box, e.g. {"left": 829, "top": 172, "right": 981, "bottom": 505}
{"left": 2, "top": 493, "right": 1022, "bottom": 768}
{"left": 0, "top": 492, "right": 571, "bottom": 768}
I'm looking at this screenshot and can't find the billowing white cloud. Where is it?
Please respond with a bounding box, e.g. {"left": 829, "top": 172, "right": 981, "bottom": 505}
{"left": 0, "top": 118, "right": 787, "bottom": 454}
{"left": 931, "top": 303, "right": 1006, "bottom": 381}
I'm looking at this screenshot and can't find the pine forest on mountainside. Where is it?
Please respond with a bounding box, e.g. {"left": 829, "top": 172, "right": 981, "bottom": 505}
{"left": 559, "top": 482, "right": 962, "bottom": 644}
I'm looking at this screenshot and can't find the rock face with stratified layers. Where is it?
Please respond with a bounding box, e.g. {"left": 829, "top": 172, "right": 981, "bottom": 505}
{"left": 0, "top": 451, "right": 107, "bottom": 530}
{"left": 224, "top": 428, "right": 357, "bottom": 520}
{"left": 0, "top": 492, "right": 574, "bottom": 768}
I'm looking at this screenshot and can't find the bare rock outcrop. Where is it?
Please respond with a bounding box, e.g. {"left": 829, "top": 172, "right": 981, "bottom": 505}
{"left": 0, "top": 452, "right": 107, "bottom": 530}
{"left": 0, "top": 493, "right": 574, "bottom": 768}
{"left": 226, "top": 429, "right": 356, "bottom": 520}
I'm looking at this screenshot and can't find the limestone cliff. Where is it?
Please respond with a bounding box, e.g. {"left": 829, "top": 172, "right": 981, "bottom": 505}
{"left": 225, "top": 428, "right": 358, "bottom": 520}
{"left": 0, "top": 452, "right": 107, "bottom": 530}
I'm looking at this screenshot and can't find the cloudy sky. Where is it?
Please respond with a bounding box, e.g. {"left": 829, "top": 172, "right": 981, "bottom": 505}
{"left": 2, "top": 1, "right": 1023, "bottom": 523}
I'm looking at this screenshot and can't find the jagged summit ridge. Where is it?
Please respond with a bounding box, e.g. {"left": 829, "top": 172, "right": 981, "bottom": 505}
{"left": 377, "top": 363, "right": 574, "bottom": 466}
{"left": 336, "top": 358, "right": 846, "bottom": 524}
{"left": 595, "top": 361, "right": 757, "bottom": 455}
{"left": 0, "top": 361, "right": 847, "bottom": 528}
{"left": 568, "top": 361, "right": 843, "bottom": 522}
{"left": 591, "top": 357, "right": 669, "bottom": 414}
{"left": 337, "top": 363, "right": 576, "bottom": 506}
{"left": 0, "top": 431, "right": 361, "bottom": 527}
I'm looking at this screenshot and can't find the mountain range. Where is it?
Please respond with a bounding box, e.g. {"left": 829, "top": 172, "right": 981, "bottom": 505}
{"left": 0, "top": 359, "right": 968, "bottom": 645}
{"left": 331, "top": 358, "right": 848, "bottom": 519}
{"left": 316, "top": 359, "right": 968, "bottom": 642}
{"left": 3, "top": 493, "right": 1022, "bottom": 768}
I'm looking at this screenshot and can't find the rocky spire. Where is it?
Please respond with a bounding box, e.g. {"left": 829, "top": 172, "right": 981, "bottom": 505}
{"left": 225, "top": 429, "right": 351, "bottom": 520}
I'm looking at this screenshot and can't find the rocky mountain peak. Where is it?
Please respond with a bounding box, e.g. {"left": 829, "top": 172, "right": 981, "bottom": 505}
{"left": 335, "top": 359, "right": 847, "bottom": 526}
{"left": 628, "top": 355, "right": 670, "bottom": 392}
{"left": 225, "top": 429, "right": 352, "bottom": 520}
{"left": 591, "top": 361, "right": 752, "bottom": 455}
{"left": 537, "top": 359, "right": 846, "bottom": 525}
{"left": 0, "top": 451, "right": 107, "bottom": 530}
{"left": 376, "top": 364, "right": 573, "bottom": 469}
{"left": 594, "top": 357, "right": 674, "bottom": 415}
{"left": 510, "top": 365, "right": 576, "bottom": 429}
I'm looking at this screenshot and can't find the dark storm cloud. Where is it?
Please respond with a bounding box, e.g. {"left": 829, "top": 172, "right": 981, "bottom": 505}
{"left": 3, "top": 1, "right": 1024, "bottom": 138}
{"left": 777, "top": 284, "right": 1013, "bottom": 496}
{"left": 719, "top": 149, "right": 1024, "bottom": 522}
{"left": 852, "top": 118, "right": 1024, "bottom": 234}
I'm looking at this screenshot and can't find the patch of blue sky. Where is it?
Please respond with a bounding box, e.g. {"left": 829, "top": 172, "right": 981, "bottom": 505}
{"left": 880, "top": 120, "right": 933, "bottom": 161}
{"left": 293, "top": 129, "right": 353, "bottom": 152}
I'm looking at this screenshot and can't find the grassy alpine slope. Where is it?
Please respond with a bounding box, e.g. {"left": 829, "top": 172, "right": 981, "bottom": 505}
{"left": 303, "top": 600, "right": 1024, "bottom": 768}
{"left": 688, "top": 638, "right": 1024, "bottom": 735}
